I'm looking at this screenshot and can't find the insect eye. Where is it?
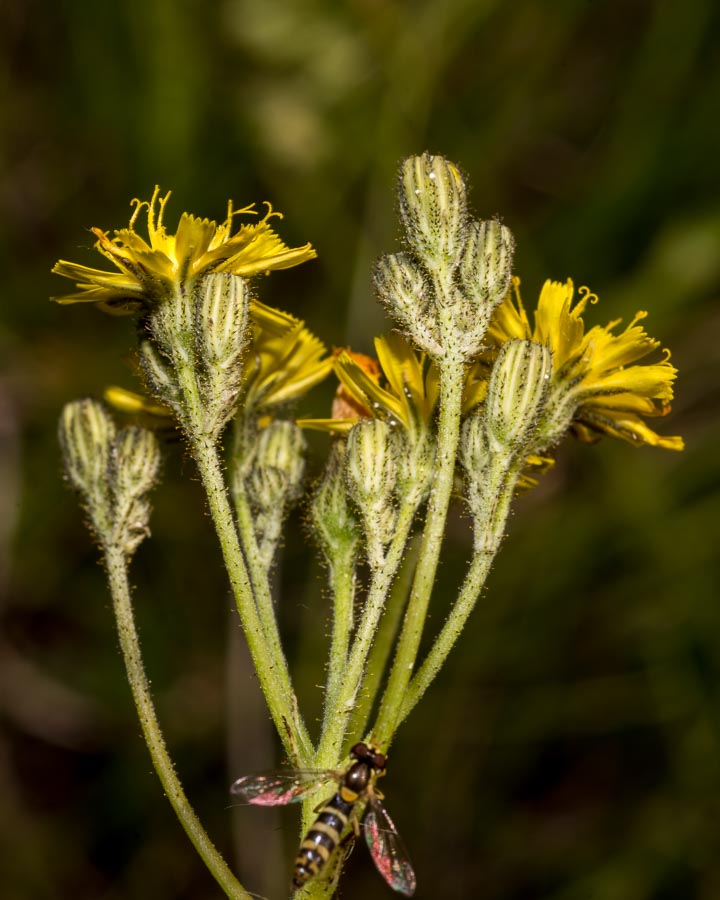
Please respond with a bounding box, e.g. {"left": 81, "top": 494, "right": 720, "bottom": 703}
{"left": 372, "top": 752, "right": 387, "bottom": 770}
{"left": 350, "top": 742, "right": 369, "bottom": 759}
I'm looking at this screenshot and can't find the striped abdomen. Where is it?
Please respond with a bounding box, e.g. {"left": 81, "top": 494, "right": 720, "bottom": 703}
{"left": 293, "top": 792, "right": 354, "bottom": 888}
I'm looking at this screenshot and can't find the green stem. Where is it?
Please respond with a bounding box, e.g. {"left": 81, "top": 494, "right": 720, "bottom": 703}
{"left": 104, "top": 543, "right": 250, "bottom": 900}
{"left": 322, "top": 545, "right": 357, "bottom": 736}
{"left": 399, "top": 458, "right": 520, "bottom": 726}
{"left": 315, "top": 497, "right": 418, "bottom": 767}
{"left": 346, "top": 532, "right": 421, "bottom": 741}
{"left": 176, "top": 362, "right": 312, "bottom": 764}
{"left": 372, "top": 354, "right": 465, "bottom": 748}
{"left": 230, "top": 476, "right": 313, "bottom": 758}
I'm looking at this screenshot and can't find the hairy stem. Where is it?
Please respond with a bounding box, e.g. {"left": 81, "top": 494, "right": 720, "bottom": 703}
{"left": 399, "top": 458, "right": 520, "bottom": 725}
{"left": 322, "top": 545, "right": 358, "bottom": 736}
{"left": 315, "top": 497, "right": 418, "bottom": 767}
{"left": 372, "top": 353, "right": 465, "bottom": 747}
{"left": 105, "top": 543, "right": 250, "bottom": 900}
{"left": 347, "top": 532, "right": 421, "bottom": 740}
{"left": 176, "top": 360, "right": 312, "bottom": 764}
{"left": 230, "top": 475, "right": 312, "bottom": 755}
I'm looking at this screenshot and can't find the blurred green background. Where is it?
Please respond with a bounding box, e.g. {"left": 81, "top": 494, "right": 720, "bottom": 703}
{"left": 1, "top": 0, "right": 719, "bottom": 898}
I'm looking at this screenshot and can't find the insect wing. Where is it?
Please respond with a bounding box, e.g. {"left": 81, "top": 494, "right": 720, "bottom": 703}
{"left": 230, "top": 769, "right": 336, "bottom": 807}
{"left": 364, "top": 801, "right": 417, "bottom": 896}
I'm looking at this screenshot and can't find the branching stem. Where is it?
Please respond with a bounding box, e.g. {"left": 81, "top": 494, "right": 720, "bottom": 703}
{"left": 372, "top": 351, "right": 465, "bottom": 748}
{"left": 399, "top": 457, "right": 520, "bottom": 725}
{"left": 175, "top": 358, "right": 313, "bottom": 764}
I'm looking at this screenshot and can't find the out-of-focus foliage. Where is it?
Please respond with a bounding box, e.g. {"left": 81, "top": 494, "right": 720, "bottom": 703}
{"left": 0, "top": 1, "right": 718, "bottom": 898}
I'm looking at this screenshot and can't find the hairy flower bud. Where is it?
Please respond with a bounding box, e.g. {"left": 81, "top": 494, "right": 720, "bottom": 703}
{"left": 110, "top": 426, "right": 163, "bottom": 554}
{"left": 312, "top": 444, "right": 359, "bottom": 564}
{"left": 374, "top": 253, "right": 442, "bottom": 357}
{"left": 112, "top": 427, "right": 162, "bottom": 504}
{"left": 485, "top": 340, "right": 552, "bottom": 453}
{"left": 195, "top": 273, "right": 250, "bottom": 438}
{"left": 345, "top": 420, "right": 399, "bottom": 568}
{"left": 59, "top": 402, "right": 162, "bottom": 554}
{"left": 138, "top": 339, "right": 181, "bottom": 410}
{"left": 59, "top": 399, "right": 116, "bottom": 509}
{"left": 398, "top": 153, "right": 468, "bottom": 268}
{"left": 459, "top": 410, "right": 490, "bottom": 478}
{"left": 460, "top": 219, "right": 515, "bottom": 316}
{"left": 246, "top": 421, "right": 306, "bottom": 568}
{"left": 249, "top": 421, "right": 306, "bottom": 507}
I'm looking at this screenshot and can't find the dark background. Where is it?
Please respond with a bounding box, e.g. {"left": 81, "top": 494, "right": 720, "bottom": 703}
{"left": 1, "top": 1, "right": 719, "bottom": 898}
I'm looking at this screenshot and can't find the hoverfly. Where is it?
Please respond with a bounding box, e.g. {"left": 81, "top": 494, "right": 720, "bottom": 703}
{"left": 230, "top": 741, "right": 416, "bottom": 896}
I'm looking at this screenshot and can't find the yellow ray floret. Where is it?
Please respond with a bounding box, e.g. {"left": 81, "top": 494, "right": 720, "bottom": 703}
{"left": 299, "top": 332, "right": 488, "bottom": 434}
{"left": 488, "top": 278, "right": 683, "bottom": 451}
{"left": 52, "top": 187, "right": 317, "bottom": 312}
{"left": 242, "top": 301, "right": 332, "bottom": 410}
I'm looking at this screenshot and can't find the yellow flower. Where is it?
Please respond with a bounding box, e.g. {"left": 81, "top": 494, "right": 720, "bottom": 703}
{"left": 52, "top": 187, "right": 317, "bottom": 313}
{"left": 242, "top": 301, "right": 332, "bottom": 411}
{"left": 300, "top": 332, "right": 488, "bottom": 434}
{"left": 487, "top": 278, "right": 684, "bottom": 451}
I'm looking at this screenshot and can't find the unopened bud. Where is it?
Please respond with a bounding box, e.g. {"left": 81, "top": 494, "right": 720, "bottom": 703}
{"left": 485, "top": 340, "right": 552, "bottom": 453}
{"left": 109, "top": 426, "right": 162, "bottom": 555}
{"left": 398, "top": 153, "right": 468, "bottom": 268}
{"left": 345, "top": 420, "right": 398, "bottom": 505}
{"left": 249, "top": 421, "right": 306, "bottom": 508}
{"left": 312, "top": 444, "right": 359, "bottom": 562}
{"left": 346, "top": 420, "right": 399, "bottom": 567}
{"left": 194, "top": 274, "right": 250, "bottom": 438}
{"left": 59, "top": 399, "right": 115, "bottom": 501}
{"left": 459, "top": 410, "right": 489, "bottom": 478}
{"left": 246, "top": 421, "right": 306, "bottom": 568}
{"left": 460, "top": 219, "right": 514, "bottom": 315}
{"left": 112, "top": 427, "right": 162, "bottom": 502}
{"left": 196, "top": 274, "right": 249, "bottom": 382}
{"left": 138, "top": 340, "right": 180, "bottom": 409}
{"left": 59, "top": 402, "right": 162, "bottom": 554}
{"left": 373, "top": 253, "right": 442, "bottom": 357}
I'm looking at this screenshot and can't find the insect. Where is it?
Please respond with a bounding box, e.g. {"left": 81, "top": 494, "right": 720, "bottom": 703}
{"left": 230, "top": 741, "right": 416, "bottom": 896}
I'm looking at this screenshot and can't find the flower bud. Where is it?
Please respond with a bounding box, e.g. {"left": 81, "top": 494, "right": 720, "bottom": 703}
{"left": 138, "top": 340, "right": 180, "bottom": 409}
{"left": 59, "top": 402, "right": 162, "bottom": 554}
{"left": 112, "top": 427, "right": 162, "bottom": 503}
{"left": 459, "top": 410, "right": 489, "bottom": 478}
{"left": 246, "top": 421, "right": 306, "bottom": 569}
{"left": 345, "top": 419, "right": 398, "bottom": 506}
{"left": 59, "top": 399, "right": 116, "bottom": 502}
{"left": 195, "top": 273, "right": 250, "bottom": 438}
{"left": 109, "top": 426, "right": 163, "bottom": 555}
{"left": 459, "top": 219, "right": 515, "bottom": 315}
{"left": 484, "top": 340, "right": 552, "bottom": 453}
{"left": 196, "top": 273, "right": 248, "bottom": 366}
{"left": 345, "top": 420, "right": 399, "bottom": 567}
{"left": 373, "top": 253, "right": 442, "bottom": 357}
{"left": 312, "top": 444, "right": 359, "bottom": 563}
{"left": 398, "top": 153, "right": 468, "bottom": 268}
{"left": 249, "top": 421, "right": 306, "bottom": 508}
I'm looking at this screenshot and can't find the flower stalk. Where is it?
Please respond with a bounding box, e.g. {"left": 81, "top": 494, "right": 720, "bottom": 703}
{"left": 105, "top": 543, "right": 251, "bottom": 900}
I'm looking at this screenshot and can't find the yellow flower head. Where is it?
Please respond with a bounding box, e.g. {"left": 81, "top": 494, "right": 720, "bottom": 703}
{"left": 300, "top": 331, "right": 488, "bottom": 435}
{"left": 487, "top": 278, "right": 684, "bottom": 451}
{"left": 242, "top": 301, "right": 332, "bottom": 412}
{"left": 52, "top": 187, "right": 317, "bottom": 313}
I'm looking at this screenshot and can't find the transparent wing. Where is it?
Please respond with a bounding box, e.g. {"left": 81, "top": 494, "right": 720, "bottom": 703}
{"left": 364, "top": 799, "right": 417, "bottom": 896}
{"left": 230, "top": 768, "right": 338, "bottom": 806}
